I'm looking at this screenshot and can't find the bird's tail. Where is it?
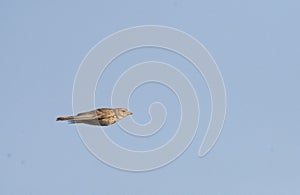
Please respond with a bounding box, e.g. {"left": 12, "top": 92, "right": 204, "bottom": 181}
{"left": 56, "top": 116, "right": 74, "bottom": 121}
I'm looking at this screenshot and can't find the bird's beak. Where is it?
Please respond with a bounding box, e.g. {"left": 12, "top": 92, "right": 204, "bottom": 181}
{"left": 128, "top": 111, "right": 133, "bottom": 115}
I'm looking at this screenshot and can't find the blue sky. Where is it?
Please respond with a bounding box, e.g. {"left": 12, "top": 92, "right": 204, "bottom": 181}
{"left": 1, "top": 0, "right": 300, "bottom": 194}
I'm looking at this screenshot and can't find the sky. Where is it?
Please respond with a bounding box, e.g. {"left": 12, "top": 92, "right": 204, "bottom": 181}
{"left": 1, "top": 0, "right": 300, "bottom": 194}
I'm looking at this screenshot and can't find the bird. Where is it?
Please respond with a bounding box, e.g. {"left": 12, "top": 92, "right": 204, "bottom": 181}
{"left": 56, "top": 108, "right": 133, "bottom": 126}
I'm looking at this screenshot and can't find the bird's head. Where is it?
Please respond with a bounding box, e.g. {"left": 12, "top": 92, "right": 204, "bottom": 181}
{"left": 115, "top": 108, "right": 133, "bottom": 118}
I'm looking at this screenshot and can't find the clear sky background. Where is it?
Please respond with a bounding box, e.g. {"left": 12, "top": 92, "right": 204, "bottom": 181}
{"left": 1, "top": 0, "right": 300, "bottom": 194}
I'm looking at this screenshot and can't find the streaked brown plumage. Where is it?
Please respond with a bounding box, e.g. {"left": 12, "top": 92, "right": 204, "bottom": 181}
{"left": 56, "top": 108, "right": 133, "bottom": 126}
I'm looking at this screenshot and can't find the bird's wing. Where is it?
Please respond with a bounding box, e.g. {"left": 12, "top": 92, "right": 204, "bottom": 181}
{"left": 96, "top": 108, "right": 115, "bottom": 118}
{"left": 74, "top": 108, "right": 114, "bottom": 120}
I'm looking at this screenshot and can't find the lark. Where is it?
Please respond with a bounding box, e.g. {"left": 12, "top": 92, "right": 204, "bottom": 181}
{"left": 56, "top": 108, "right": 133, "bottom": 126}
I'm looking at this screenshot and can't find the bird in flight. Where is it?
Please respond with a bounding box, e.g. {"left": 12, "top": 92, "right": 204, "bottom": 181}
{"left": 56, "top": 108, "right": 133, "bottom": 126}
